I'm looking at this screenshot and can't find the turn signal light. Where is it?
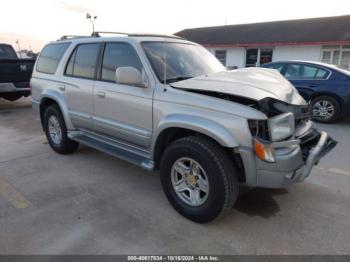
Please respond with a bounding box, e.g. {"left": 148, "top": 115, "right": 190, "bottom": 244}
{"left": 254, "top": 138, "right": 275, "bottom": 163}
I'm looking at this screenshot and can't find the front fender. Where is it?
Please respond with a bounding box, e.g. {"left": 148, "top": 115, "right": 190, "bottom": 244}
{"left": 152, "top": 114, "right": 240, "bottom": 152}
{"left": 40, "top": 90, "right": 74, "bottom": 130}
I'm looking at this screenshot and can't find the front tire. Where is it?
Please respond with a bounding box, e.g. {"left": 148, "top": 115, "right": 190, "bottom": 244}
{"left": 160, "top": 136, "right": 239, "bottom": 223}
{"left": 311, "top": 96, "right": 341, "bottom": 123}
{"left": 43, "top": 104, "right": 79, "bottom": 154}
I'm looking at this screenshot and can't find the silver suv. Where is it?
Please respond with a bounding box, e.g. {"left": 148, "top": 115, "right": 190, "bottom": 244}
{"left": 31, "top": 33, "right": 336, "bottom": 223}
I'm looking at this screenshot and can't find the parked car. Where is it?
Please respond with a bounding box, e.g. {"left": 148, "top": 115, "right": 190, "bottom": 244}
{"left": 31, "top": 33, "right": 336, "bottom": 223}
{"left": 262, "top": 61, "right": 350, "bottom": 123}
{"left": 0, "top": 43, "right": 35, "bottom": 101}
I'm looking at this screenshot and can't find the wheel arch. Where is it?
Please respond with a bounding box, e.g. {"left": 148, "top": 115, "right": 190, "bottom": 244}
{"left": 152, "top": 114, "right": 241, "bottom": 170}
{"left": 39, "top": 92, "right": 73, "bottom": 130}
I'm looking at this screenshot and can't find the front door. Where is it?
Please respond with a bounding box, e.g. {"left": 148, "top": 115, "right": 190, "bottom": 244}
{"left": 92, "top": 42, "right": 153, "bottom": 148}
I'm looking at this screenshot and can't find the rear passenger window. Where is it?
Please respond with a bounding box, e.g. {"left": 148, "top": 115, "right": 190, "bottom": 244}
{"left": 304, "top": 66, "right": 329, "bottom": 79}
{"left": 36, "top": 43, "right": 70, "bottom": 74}
{"left": 101, "top": 43, "right": 143, "bottom": 82}
{"left": 65, "top": 43, "right": 100, "bottom": 79}
{"left": 302, "top": 65, "right": 318, "bottom": 79}
{"left": 284, "top": 64, "right": 302, "bottom": 80}
{"left": 284, "top": 64, "right": 329, "bottom": 80}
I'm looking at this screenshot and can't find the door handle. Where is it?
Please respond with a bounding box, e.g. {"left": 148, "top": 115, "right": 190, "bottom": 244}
{"left": 58, "top": 85, "right": 65, "bottom": 91}
{"left": 308, "top": 84, "right": 318, "bottom": 88}
{"left": 97, "top": 91, "right": 106, "bottom": 98}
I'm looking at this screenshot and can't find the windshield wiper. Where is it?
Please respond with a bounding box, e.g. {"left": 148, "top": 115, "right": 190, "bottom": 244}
{"left": 165, "top": 76, "right": 194, "bottom": 84}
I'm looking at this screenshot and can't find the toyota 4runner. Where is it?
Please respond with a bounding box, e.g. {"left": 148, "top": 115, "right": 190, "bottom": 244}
{"left": 31, "top": 33, "right": 336, "bottom": 223}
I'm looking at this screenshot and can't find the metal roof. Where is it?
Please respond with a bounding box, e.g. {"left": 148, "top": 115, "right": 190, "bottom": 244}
{"left": 175, "top": 15, "right": 350, "bottom": 47}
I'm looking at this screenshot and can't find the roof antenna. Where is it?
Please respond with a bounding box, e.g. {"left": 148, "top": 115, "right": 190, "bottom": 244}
{"left": 163, "top": 37, "right": 167, "bottom": 91}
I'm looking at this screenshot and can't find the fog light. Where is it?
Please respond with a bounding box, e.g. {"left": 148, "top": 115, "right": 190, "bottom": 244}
{"left": 254, "top": 138, "right": 275, "bottom": 163}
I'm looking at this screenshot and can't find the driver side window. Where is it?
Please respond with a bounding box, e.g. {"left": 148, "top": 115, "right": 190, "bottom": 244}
{"left": 101, "top": 43, "right": 143, "bottom": 82}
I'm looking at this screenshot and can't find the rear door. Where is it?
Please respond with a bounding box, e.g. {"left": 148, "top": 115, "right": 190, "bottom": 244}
{"left": 282, "top": 63, "right": 329, "bottom": 100}
{"left": 61, "top": 43, "right": 102, "bottom": 130}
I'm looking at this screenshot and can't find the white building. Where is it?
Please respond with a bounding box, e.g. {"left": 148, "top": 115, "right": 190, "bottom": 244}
{"left": 176, "top": 15, "right": 350, "bottom": 69}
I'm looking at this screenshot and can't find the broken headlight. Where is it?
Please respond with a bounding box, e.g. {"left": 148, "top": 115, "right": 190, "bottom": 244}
{"left": 268, "top": 112, "right": 295, "bottom": 142}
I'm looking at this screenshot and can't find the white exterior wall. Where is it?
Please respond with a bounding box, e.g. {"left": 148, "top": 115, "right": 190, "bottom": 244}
{"left": 272, "top": 45, "right": 322, "bottom": 62}
{"left": 207, "top": 45, "right": 323, "bottom": 68}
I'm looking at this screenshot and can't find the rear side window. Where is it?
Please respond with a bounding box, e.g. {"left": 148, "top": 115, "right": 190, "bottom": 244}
{"left": 284, "top": 64, "right": 301, "bottom": 80}
{"left": 65, "top": 43, "right": 100, "bottom": 79}
{"left": 36, "top": 43, "right": 70, "bottom": 74}
{"left": 284, "top": 64, "right": 329, "bottom": 80}
{"left": 101, "top": 43, "right": 143, "bottom": 82}
{"left": 0, "top": 44, "right": 17, "bottom": 59}
{"left": 314, "top": 67, "right": 329, "bottom": 79}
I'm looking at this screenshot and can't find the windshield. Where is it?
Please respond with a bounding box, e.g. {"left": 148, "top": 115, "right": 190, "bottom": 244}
{"left": 142, "top": 42, "right": 225, "bottom": 83}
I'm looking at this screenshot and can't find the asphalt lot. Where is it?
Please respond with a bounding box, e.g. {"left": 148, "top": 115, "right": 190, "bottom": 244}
{"left": 0, "top": 97, "right": 350, "bottom": 255}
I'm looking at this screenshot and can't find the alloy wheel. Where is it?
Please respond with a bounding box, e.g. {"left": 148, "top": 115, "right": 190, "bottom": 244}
{"left": 170, "top": 157, "right": 209, "bottom": 207}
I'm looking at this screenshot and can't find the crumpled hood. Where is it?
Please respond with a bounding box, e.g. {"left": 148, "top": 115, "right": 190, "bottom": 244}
{"left": 171, "top": 68, "right": 307, "bottom": 105}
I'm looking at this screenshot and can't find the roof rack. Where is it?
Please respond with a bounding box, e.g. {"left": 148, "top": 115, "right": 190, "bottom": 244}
{"left": 59, "top": 35, "right": 91, "bottom": 40}
{"left": 92, "top": 31, "right": 184, "bottom": 39}
{"left": 91, "top": 31, "right": 129, "bottom": 37}
{"left": 59, "top": 32, "right": 185, "bottom": 41}
{"left": 128, "top": 33, "right": 184, "bottom": 39}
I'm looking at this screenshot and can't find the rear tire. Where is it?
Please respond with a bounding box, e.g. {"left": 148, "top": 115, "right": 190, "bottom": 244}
{"left": 43, "top": 104, "right": 79, "bottom": 154}
{"left": 311, "top": 95, "right": 341, "bottom": 123}
{"left": 160, "top": 136, "right": 239, "bottom": 223}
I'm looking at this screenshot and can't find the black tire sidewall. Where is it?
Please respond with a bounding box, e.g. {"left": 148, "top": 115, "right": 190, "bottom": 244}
{"left": 43, "top": 105, "right": 76, "bottom": 154}
{"left": 311, "top": 96, "right": 341, "bottom": 123}
{"left": 160, "top": 137, "right": 236, "bottom": 223}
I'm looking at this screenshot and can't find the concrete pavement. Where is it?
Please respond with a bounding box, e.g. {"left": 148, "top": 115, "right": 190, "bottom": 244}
{"left": 0, "top": 97, "right": 349, "bottom": 254}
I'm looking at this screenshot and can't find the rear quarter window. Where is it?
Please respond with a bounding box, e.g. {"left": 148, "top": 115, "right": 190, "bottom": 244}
{"left": 0, "top": 44, "right": 17, "bottom": 59}
{"left": 36, "top": 43, "right": 70, "bottom": 74}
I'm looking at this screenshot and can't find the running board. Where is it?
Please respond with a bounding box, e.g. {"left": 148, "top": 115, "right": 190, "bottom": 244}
{"left": 68, "top": 131, "right": 154, "bottom": 171}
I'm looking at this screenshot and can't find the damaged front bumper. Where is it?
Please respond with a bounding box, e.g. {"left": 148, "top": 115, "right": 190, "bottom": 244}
{"left": 239, "top": 126, "right": 337, "bottom": 188}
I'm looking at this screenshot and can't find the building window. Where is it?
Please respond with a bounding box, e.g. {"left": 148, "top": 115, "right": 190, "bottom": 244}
{"left": 321, "top": 45, "right": 350, "bottom": 69}
{"left": 245, "top": 48, "right": 273, "bottom": 67}
{"left": 215, "top": 50, "right": 226, "bottom": 65}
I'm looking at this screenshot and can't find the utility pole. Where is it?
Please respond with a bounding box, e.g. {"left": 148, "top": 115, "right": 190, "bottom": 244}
{"left": 86, "top": 13, "right": 97, "bottom": 35}
{"left": 15, "top": 39, "right": 22, "bottom": 58}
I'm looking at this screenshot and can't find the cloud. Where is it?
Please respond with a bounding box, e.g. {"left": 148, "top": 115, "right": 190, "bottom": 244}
{"left": 59, "top": 0, "right": 92, "bottom": 14}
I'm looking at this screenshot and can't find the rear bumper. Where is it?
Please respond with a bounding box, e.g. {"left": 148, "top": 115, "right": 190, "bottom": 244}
{"left": 240, "top": 128, "right": 337, "bottom": 188}
{"left": 0, "top": 82, "right": 30, "bottom": 94}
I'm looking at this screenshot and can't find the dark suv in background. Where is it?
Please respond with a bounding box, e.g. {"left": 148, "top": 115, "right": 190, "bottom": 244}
{"left": 262, "top": 61, "right": 350, "bottom": 123}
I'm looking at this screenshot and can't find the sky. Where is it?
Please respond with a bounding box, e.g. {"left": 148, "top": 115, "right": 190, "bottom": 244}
{"left": 0, "top": 0, "right": 349, "bottom": 52}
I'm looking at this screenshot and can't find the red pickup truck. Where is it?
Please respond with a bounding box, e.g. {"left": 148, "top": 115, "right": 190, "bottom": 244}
{"left": 0, "top": 43, "right": 35, "bottom": 101}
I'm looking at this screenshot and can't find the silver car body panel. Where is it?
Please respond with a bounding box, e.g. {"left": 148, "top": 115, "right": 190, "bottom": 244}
{"left": 171, "top": 68, "right": 307, "bottom": 106}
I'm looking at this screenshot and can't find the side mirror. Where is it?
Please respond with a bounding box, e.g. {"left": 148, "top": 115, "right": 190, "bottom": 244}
{"left": 115, "top": 67, "right": 147, "bottom": 88}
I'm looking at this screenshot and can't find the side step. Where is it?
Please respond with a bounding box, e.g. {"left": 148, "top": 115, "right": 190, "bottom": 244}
{"left": 68, "top": 131, "right": 154, "bottom": 171}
